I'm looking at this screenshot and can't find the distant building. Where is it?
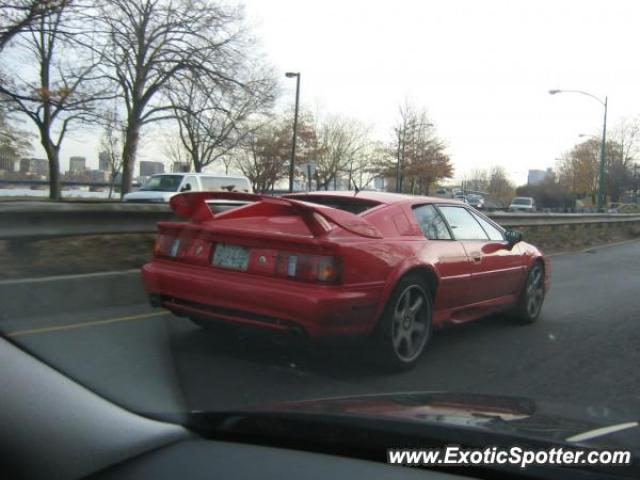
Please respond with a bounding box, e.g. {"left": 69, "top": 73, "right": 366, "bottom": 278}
{"left": 171, "top": 161, "right": 190, "bottom": 173}
{"left": 98, "top": 151, "right": 110, "bottom": 171}
{"left": 19, "top": 158, "right": 31, "bottom": 173}
{"left": 140, "top": 160, "right": 165, "bottom": 177}
{"left": 69, "top": 156, "right": 86, "bottom": 173}
{"left": 18, "top": 157, "right": 48, "bottom": 176}
{"left": 0, "top": 155, "right": 18, "bottom": 173}
{"left": 527, "top": 169, "right": 549, "bottom": 185}
{"left": 32, "top": 158, "right": 48, "bottom": 176}
{"left": 87, "top": 169, "right": 108, "bottom": 183}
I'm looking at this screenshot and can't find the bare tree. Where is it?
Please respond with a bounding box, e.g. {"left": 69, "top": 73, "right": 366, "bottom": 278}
{"left": 391, "top": 101, "right": 452, "bottom": 194}
{"left": 169, "top": 67, "right": 276, "bottom": 173}
{"left": 314, "top": 115, "right": 368, "bottom": 190}
{"left": 558, "top": 126, "right": 638, "bottom": 204}
{"left": 162, "top": 133, "right": 190, "bottom": 172}
{"left": 99, "top": 0, "right": 250, "bottom": 195}
{"left": 235, "top": 121, "right": 289, "bottom": 193}
{"left": 487, "top": 166, "right": 515, "bottom": 204}
{"left": 464, "top": 168, "right": 489, "bottom": 192}
{"left": 0, "top": 109, "right": 32, "bottom": 162}
{"left": 348, "top": 139, "right": 388, "bottom": 190}
{"left": 99, "top": 109, "right": 124, "bottom": 198}
{"left": 557, "top": 139, "right": 600, "bottom": 203}
{"left": 0, "top": 2, "right": 108, "bottom": 199}
{"left": 608, "top": 118, "right": 639, "bottom": 202}
{"left": 0, "top": 0, "right": 67, "bottom": 52}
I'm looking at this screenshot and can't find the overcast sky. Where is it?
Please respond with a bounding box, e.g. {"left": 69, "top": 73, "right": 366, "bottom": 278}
{"left": 57, "top": 0, "right": 640, "bottom": 184}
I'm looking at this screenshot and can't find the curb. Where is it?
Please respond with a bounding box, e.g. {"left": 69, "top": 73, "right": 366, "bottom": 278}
{"left": 0, "top": 269, "right": 146, "bottom": 320}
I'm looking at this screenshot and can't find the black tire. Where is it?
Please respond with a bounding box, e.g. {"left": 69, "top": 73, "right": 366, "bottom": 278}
{"left": 513, "top": 262, "right": 545, "bottom": 324}
{"left": 374, "top": 274, "right": 433, "bottom": 371}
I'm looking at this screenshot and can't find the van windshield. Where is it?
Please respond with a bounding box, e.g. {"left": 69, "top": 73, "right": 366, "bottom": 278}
{"left": 140, "top": 175, "right": 184, "bottom": 192}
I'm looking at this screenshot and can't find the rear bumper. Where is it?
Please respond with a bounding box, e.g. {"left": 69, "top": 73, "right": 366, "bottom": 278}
{"left": 142, "top": 260, "right": 383, "bottom": 339}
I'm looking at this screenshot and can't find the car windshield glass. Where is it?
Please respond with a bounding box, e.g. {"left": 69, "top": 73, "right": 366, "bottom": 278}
{"left": 139, "top": 175, "right": 183, "bottom": 192}
{"left": 512, "top": 198, "right": 532, "bottom": 205}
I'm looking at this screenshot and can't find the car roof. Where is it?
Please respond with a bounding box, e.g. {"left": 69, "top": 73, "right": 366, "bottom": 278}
{"left": 288, "top": 190, "right": 465, "bottom": 206}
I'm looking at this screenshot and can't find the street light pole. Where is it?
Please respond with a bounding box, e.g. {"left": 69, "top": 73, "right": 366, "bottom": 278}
{"left": 597, "top": 96, "right": 608, "bottom": 210}
{"left": 549, "top": 89, "right": 608, "bottom": 211}
{"left": 285, "top": 72, "right": 301, "bottom": 193}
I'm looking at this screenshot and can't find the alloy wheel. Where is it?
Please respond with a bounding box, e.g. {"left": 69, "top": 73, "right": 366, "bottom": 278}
{"left": 391, "top": 285, "right": 431, "bottom": 363}
{"left": 525, "top": 265, "right": 545, "bottom": 318}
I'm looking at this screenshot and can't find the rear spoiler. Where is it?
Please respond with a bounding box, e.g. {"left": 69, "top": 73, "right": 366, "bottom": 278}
{"left": 169, "top": 192, "right": 383, "bottom": 239}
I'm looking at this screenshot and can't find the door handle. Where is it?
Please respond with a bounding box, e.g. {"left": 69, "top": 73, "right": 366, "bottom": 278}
{"left": 471, "top": 252, "right": 482, "bottom": 263}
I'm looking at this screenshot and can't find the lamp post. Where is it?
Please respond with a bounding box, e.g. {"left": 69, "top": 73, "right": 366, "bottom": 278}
{"left": 549, "top": 89, "right": 608, "bottom": 211}
{"left": 285, "top": 72, "right": 301, "bottom": 193}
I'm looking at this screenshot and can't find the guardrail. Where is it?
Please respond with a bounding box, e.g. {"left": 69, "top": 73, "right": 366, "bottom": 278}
{"left": 1, "top": 202, "right": 639, "bottom": 240}
{"left": 0, "top": 202, "right": 173, "bottom": 240}
{"left": 489, "top": 212, "right": 640, "bottom": 227}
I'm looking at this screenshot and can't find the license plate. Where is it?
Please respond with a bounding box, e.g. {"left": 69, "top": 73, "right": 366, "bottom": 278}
{"left": 213, "top": 243, "right": 250, "bottom": 271}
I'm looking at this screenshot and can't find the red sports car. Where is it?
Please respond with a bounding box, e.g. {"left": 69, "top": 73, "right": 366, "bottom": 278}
{"left": 142, "top": 191, "right": 550, "bottom": 370}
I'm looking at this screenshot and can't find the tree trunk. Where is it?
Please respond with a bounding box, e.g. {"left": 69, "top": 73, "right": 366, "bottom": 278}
{"left": 41, "top": 135, "right": 61, "bottom": 200}
{"left": 108, "top": 170, "right": 116, "bottom": 199}
{"left": 121, "top": 118, "right": 141, "bottom": 196}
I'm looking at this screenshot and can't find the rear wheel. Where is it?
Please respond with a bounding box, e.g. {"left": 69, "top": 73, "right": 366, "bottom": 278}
{"left": 374, "top": 274, "right": 433, "bottom": 371}
{"left": 513, "top": 262, "right": 545, "bottom": 323}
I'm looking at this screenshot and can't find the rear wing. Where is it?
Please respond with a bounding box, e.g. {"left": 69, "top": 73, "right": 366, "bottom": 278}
{"left": 169, "top": 192, "right": 383, "bottom": 239}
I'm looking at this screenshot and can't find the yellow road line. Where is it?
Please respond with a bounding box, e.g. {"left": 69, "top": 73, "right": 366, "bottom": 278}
{"left": 6, "top": 311, "right": 169, "bottom": 338}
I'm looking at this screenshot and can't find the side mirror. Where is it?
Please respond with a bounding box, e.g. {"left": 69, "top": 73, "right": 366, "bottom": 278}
{"left": 180, "top": 183, "right": 191, "bottom": 192}
{"left": 504, "top": 229, "right": 523, "bottom": 246}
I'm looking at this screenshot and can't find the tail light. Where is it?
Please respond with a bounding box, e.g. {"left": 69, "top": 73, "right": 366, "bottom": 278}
{"left": 154, "top": 234, "right": 175, "bottom": 257}
{"left": 275, "top": 253, "right": 341, "bottom": 284}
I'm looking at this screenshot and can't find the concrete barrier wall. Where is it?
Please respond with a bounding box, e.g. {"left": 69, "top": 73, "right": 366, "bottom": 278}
{"left": 0, "top": 202, "right": 174, "bottom": 240}
{"left": 0, "top": 270, "right": 145, "bottom": 320}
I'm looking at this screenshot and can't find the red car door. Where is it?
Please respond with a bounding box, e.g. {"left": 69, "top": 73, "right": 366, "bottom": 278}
{"left": 467, "top": 209, "right": 526, "bottom": 301}
{"left": 409, "top": 204, "right": 475, "bottom": 311}
{"left": 437, "top": 205, "right": 525, "bottom": 305}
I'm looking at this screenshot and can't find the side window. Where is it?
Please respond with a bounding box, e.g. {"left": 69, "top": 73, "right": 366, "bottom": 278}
{"left": 470, "top": 211, "right": 504, "bottom": 241}
{"left": 181, "top": 176, "right": 197, "bottom": 192}
{"left": 200, "top": 177, "right": 246, "bottom": 192}
{"left": 438, "top": 206, "right": 489, "bottom": 241}
{"left": 412, "top": 204, "right": 452, "bottom": 240}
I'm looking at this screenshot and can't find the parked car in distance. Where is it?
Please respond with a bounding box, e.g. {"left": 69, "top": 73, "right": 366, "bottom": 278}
{"left": 465, "top": 194, "right": 485, "bottom": 209}
{"left": 509, "top": 196, "right": 536, "bottom": 212}
{"left": 143, "top": 191, "right": 550, "bottom": 371}
{"left": 122, "top": 173, "right": 252, "bottom": 203}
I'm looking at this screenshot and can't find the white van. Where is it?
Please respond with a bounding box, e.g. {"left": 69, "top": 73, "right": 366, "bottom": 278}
{"left": 122, "top": 173, "right": 252, "bottom": 203}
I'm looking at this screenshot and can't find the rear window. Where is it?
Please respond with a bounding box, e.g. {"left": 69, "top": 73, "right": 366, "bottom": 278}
{"left": 512, "top": 197, "right": 533, "bottom": 205}
{"left": 288, "top": 195, "right": 381, "bottom": 214}
{"left": 200, "top": 176, "right": 251, "bottom": 192}
{"left": 206, "top": 200, "right": 252, "bottom": 214}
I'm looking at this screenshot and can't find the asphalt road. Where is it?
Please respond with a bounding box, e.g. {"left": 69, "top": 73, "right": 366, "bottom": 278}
{"left": 3, "top": 240, "right": 640, "bottom": 416}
